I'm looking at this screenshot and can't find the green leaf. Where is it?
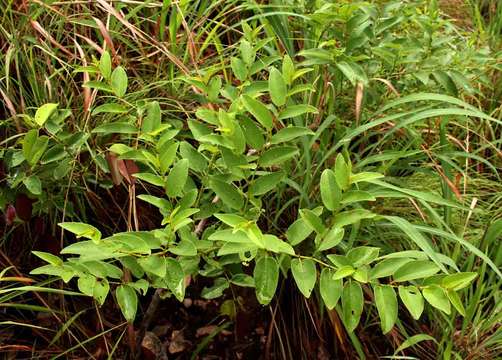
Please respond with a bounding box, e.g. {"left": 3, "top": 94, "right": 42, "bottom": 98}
{"left": 23, "top": 130, "right": 49, "bottom": 165}
{"left": 332, "top": 265, "right": 355, "bottom": 280}
{"left": 332, "top": 209, "right": 375, "bottom": 228}
{"left": 111, "top": 66, "right": 128, "bottom": 97}
{"left": 165, "top": 159, "right": 189, "bottom": 198}
{"left": 286, "top": 219, "right": 313, "bottom": 246}
{"left": 217, "top": 242, "right": 257, "bottom": 256}
{"left": 350, "top": 172, "right": 384, "bottom": 184}
{"left": 209, "top": 178, "right": 244, "bottom": 210}
{"left": 254, "top": 256, "right": 279, "bottom": 305}
{"left": 241, "top": 116, "right": 265, "bottom": 149}
{"left": 249, "top": 172, "right": 285, "bottom": 196}
{"left": 165, "top": 258, "right": 185, "bottom": 301}
{"left": 93, "top": 279, "right": 109, "bottom": 305}
{"left": 35, "top": 103, "right": 58, "bottom": 126}
{"left": 142, "top": 101, "right": 161, "bottom": 133}
{"left": 230, "top": 274, "right": 255, "bottom": 288}
{"left": 78, "top": 274, "right": 96, "bottom": 297}
{"left": 263, "top": 234, "right": 295, "bottom": 255}
{"left": 231, "top": 57, "right": 248, "bottom": 82}
{"left": 341, "top": 281, "right": 363, "bottom": 333}
{"left": 268, "top": 67, "right": 287, "bottom": 106}
{"left": 393, "top": 260, "right": 440, "bottom": 282}
{"left": 169, "top": 240, "right": 197, "bottom": 256}
{"left": 258, "top": 146, "right": 299, "bottom": 167}
{"left": 133, "top": 173, "right": 165, "bottom": 187}
{"left": 83, "top": 81, "right": 114, "bottom": 93}
{"left": 334, "top": 154, "right": 350, "bottom": 190}
{"left": 446, "top": 289, "right": 465, "bottom": 316}
{"left": 341, "top": 190, "right": 376, "bottom": 204}
{"left": 137, "top": 255, "right": 166, "bottom": 277}
{"left": 32, "top": 251, "right": 63, "bottom": 266}
{"left": 59, "top": 222, "right": 101, "bottom": 244}
{"left": 240, "top": 40, "right": 255, "bottom": 66}
{"left": 423, "top": 285, "right": 450, "bottom": 314}
{"left": 347, "top": 247, "right": 380, "bottom": 267}
{"left": 179, "top": 142, "right": 207, "bottom": 172}
{"left": 270, "top": 126, "right": 314, "bottom": 144}
{"left": 158, "top": 142, "right": 179, "bottom": 174}
{"left": 92, "top": 122, "right": 137, "bottom": 134}
{"left": 202, "top": 278, "right": 229, "bottom": 299}
{"left": 23, "top": 175, "right": 42, "bottom": 195}
{"left": 91, "top": 103, "right": 128, "bottom": 115}
{"left": 320, "top": 268, "right": 342, "bottom": 310}
{"left": 441, "top": 272, "right": 477, "bottom": 291}
{"left": 282, "top": 55, "right": 295, "bottom": 85}
{"left": 299, "top": 209, "right": 326, "bottom": 234}
{"left": 317, "top": 227, "right": 344, "bottom": 252}
{"left": 370, "top": 258, "right": 412, "bottom": 279}
{"left": 393, "top": 334, "right": 436, "bottom": 355}
{"left": 291, "top": 259, "right": 317, "bottom": 298}
{"left": 374, "top": 285, "right": 397, "bottom": 334}
{"left": 320, "top": 169, "right": 342, "bottom": 211}
{"left": 278, "top": 105, "right": 317, "bottom": 120}
{"left": 241, "top": 95, "right": 273, "bottom": 130}
{"left": 99, "top": 51, "right": 111, "bottom": 79}
{"left": 385, "top": 216, "right": 446, "bottom": 272}
{"left": 116, "top": 285, "right": 138, "bottom": 322}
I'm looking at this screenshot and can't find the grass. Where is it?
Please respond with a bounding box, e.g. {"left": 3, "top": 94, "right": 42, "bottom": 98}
{"left": 0, "top": 0, "right": 501, "bottom": 359}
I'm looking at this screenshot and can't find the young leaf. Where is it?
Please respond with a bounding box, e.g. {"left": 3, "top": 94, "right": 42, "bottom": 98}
{"left": 35, "top": 103, "right": 58, "bottom": 126}
{"left": 111, "top": 66, "right": 128, "bottom": 97}
{"left": 268, "top": 67, "right": 287, "bottom": 106}
{"left": 116, "top": 284, "right": 138, "bottom": 322}
{"left": 78, "top": 274, "right": 96, "bottom": 297}
{"left": 341, "top": 281, "right": 364, "bottom": 333}
{"left": 320, "top": 169, "right": 342, "bottom": 211}
{"left": 374, "top": 284, "right": 397, "bottom": 334}
{"left": 254, "top": 256, "right": 279, "bottom": 305}
{"left": 165, "top": 159, "right": 189, "bottom": 198}
{"left": 282, "top": 55, "right": 295, "bottom": 85}
{"left": 291, "top": 258, "right": 317, "bottom": 298}
{"left": 422, "top": 285, "right": 451, "bottom": 314}
{"left": 320, "top": 268, "right": 343, "bottom": 309}
{"left": 241, "top": 95, "right": 273, "bottom": 130}
{"left": 332, "top": 265, "right": 355, "bottom": 280}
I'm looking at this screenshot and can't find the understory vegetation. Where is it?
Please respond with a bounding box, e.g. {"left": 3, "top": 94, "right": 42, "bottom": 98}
{"left": 0, "top": 0, "right": 501, "bottom": 359}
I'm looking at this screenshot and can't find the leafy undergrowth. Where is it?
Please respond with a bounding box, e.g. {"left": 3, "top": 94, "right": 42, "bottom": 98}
{"left": 1, "top": 0, "right": 501, "bottom": 359}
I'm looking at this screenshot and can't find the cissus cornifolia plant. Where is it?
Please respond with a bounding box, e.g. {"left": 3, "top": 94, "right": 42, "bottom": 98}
{"left": 30, "top": 27, "right": 484, "bottom": 336}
